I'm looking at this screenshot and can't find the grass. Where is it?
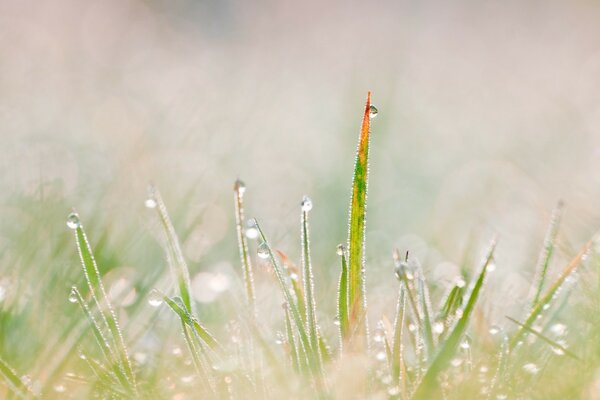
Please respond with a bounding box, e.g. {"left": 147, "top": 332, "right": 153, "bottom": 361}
{"left": 0, "top": 92, "right": 599, "bottom": 399}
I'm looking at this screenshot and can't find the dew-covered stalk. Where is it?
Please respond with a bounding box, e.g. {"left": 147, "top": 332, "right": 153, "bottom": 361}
{"left": 68, "top": 213, "right": 137, "bottom": 393}
{"left": 146, "top": 185, "right": 194, "bottom": 313}
{"left": 300, "top": 196, "right": 322, "bottom": 369}
{"left": 284, "top": 305, "right": 301, "bottom": 372}
{"left": 233, "top": 179, "right": 256, "bottom": 313}
{"left": 347, "top": 92, "right": 375, "bottom": 346}
{"left": 391, "top": 286, "right": 406, "bottom": 389}
{"left": 412, "top": 239, "right": 497, "bottom": 400}
{"left": 336, "top": 244, "right": 350, "bottom": 345}
{"left": 530, "top": 201, "right": 563, "bottom": 310}
{"left": 254, "top": 221, "right": 326, "bottom": 395}
{"left": 0, "top": 356, "right": 39, "bottom": 399}
{"left": 510, "top": 238, "right": 592, "bottom": 350}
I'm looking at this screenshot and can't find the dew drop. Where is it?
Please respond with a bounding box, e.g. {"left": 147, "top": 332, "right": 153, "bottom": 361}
{"left": 148, "top": 289, "right": 163, "bottom": 307}
{"left": 489, "top": 325, "right": 501, "bottom": 335}
{"left": 455, "top": 277, "right": 466, "bottom": 288}
{"left": 433, "top": 321, "right": 444, "bottom": 334}
{"left": 460, "top": 335, "right": 472, "bottom": 349}
{"left": 53, "top": 384, "right": 66, "bottom": 393}
{"left": 408, "top": 323, "right": 416, "bottom": 332}
{"left": 496, "top": 394, "right": 507, "bottom": 400}
{"left": 395, "top": 261, "right": 414, "bottom": 281}
{"left": 245, "top": 220, "right": 259, "bottom": 239}
{"left": 388, "top": 386, "right": 400, "bottom": 396}
{"left": 375, "top": 351, "right": 386, "bottom": 361}
{"left": 289, "top": 272, "right": 298, "bottom": 281}
{"left": 552, "top": 347, "right": 565, "bottom": 356}
{"left": 144, "top": 198, "right": 157, "bottom": 209}
{"left": 522, "top": 362, "right": 539, "bottom": 374}
{"left": 180, "top": 375, "right": 195, "bottom": 384}
{"left": 369, "top": 105, "right": 378, "bottom": 118}
{"left": 333, "top": 316, "right": 341, "bottom": 326}
{"left": 257, "top": 242, "right": 269, "bottom": 259}
{"left": 336, "top": 244, "right": 345, "bottom": 256}
{"left": 301, "top": 196, "right": 313, "bottom": 212}
{"left": 68, "top": 287, "right": 78, "bottom": 303}
{"left": 66, "top": 213, "right": 80, "bottom": 230}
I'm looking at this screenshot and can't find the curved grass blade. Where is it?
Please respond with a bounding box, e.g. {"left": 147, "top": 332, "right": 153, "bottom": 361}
{"left": 233, "top": 180, "right": 256, "bottom": 312}
{"left": 510, "top": 239, "right": 592, "bottom": 350}
{"left": 147, "top": 185, "right": 194, "bottom": 313}
{"left": 412, "top": 239, "right": 497, "bottom": 400}
{"left": 300, "top": 200, "right": 323, "bottom": 370}
{"left": 161, "top": 294, "right": 220, "bottom": 350}
{"left": 254, "top": 221, "right": 327, "bottom": 395}
{"left": 0, "top": 356, "right": 38, "bottom": 399}
{"left": 505, "top": 316, "right": 578, "bottom": 359}
{"left": 71, "top": 215, "right": 136, "bottom": 392}
{"left": 336, "top": 245, "right": 350, "bottom": 343}
{"left": 391, "top": 286, "right": 406, "bottom": 388}
{"left": 530, "top": 201, "right": 563, "bottom": 309}
{"left": 415, "top": 268, "right": 435, "bottom": 356}
{"left": 347, "top": 92, "right": 373, "bottom": 343}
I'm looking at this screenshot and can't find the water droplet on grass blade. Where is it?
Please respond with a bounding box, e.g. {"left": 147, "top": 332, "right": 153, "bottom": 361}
{"left": 433, "top": 321, "right": 444, "bottom": 334}
{"left": 144, "top": 198, "right": 157, "bottom": 209}
{"left": 336, "top": 244, "right": 345, "bottom": 256}
{"left": 460, "top": 335, "right": 472, "bottom": 349}
{"left": 148, "top": 289, "right": 163, "bottom": 307}
{"left": 333, "top": 316, "right": 341, "bottom": 326}
{"left": 245, "top": 220, "right": 259, "bottom": 239}
{"left": 375, "top": 351, "right": 386, "bottom": 361}
{"left": 66, "top": 213, "right": 80, "bottom": 229}
{"left": 301, "top": 196, "right": 313, "bottom": 212}
{"left": 369, "top": 105, "right": 378, "bottom": 118}
{"left": 257, "top": 242, "right": 269, "bottom": 259}
{"left": 489, "top": 325, "right": 501, "bottom": 335}
{"left": 68, "top": 287, "right": 77, "bottom": 303}
{"left": 522, "top": 363, "right": 539, "bottom": 374}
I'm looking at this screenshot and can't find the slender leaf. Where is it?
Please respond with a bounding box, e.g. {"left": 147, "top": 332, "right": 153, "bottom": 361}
{"left": 347, "top": 92, "right": 373, "bottom": 342}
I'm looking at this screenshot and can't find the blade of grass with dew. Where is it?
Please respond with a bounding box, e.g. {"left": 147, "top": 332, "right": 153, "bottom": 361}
{"left": 69, "top": 286, "right": 132, "bottom": 391}
{"left": 347, "top": 91, "right": 374, "bottom": 343}
{"left": 161, "top": 294, "right": 220, "bottom": 350}
{"left": 276, "top": 250, "right": 307, "bottom": 332}
{"left": 284, "top": 305, "right": 302, "bottom": 373}
{"left": 0, "top": 356, "right": 37, "bottom": 399}
{"left": 505, "top": 316, "right": 578, "bottom": 359}
{"left": 254, "top": 221, "right": 326, "bottom": 395}
{"left": 300, "top": 196, "right": 323, "bottom": 371}
{"left": 391, "top": 286, "right": 406, "bottom": 388}
{"left": 233, "top": 180, "right": 256, "bottom": 312}
{"left": 530, "top": 201, "right": 564, "bottom": 310}
{"left": 336, "top": 244, "right": 350, "bottom": 343}
{"left": 147, "top": 186, "right": 194, "bottom": 313}
{"left": 415, "top": 268, "right": 435, "bottom": 356}
{"left": 69, "top": 213, "right": 137, "bottom": 392}
{"left": 412, "top": 239, "right": 497, "bottom": 400}
{"left": 509, "top": 238, "right": 593, "bottom": 350}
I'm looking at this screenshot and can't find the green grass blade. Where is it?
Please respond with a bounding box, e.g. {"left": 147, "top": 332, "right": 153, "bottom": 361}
{"left": 233, "top": 179, "right": 256, "bottom": 312}
{"left": 391, "top": 286, "right": 406, "bottom": 387}
{"left": 412, "top": 239, "right": 497, "bottom": 400}
{"left": 347, "top": 92, "right": 373, "bottom": 343}
{"left": 416, "top": 269, "right": 435, "bottom": 356}
{"left": 505, "top": 316, "right": 578, "bottom": 359}
{"left": 70, "top": 213, "right": 137, "bottom": 392}
{"left": 510, "top": 239, "right": 592, "bottom": 350}
{"left": 147, "top": 186, "right": 194, "bottom": 313}
{"left": 0, "top": 356, "right": 37, "bottom": 399}
{"left": 284, "top": 305, "right": 302, "bottom": 372}
{"left": 254, "top": 221, "right": 326, "bottom": 393}
{"left": 530, "top": 201, "right": 563, "bottom": 309}
{"left": 300, "top": 197, "right": 322, "bottom": 370}
{"left": 161, "top": 294, "right": 220, "bottom": 350}
{"left": 336, "top": 244, "right": 350, "bottom": 343}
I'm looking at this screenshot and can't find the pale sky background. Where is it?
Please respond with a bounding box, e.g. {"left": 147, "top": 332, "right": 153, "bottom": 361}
{"left": 1, "top": 0, "right": 600, "bottom": 320}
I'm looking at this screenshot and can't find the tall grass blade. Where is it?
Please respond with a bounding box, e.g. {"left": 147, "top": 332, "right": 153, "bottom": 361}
{"left": 530, "top": 201, "right": 563, "bottom": 309}
{"left": 300, "top": 197, "right": 323, "bottom": 370}
{"left": 161, "top": 294, "right": 220, "bottom": 350}
{"left": 391, "top": 286, "right": 406, "bottom": 389}
{"left": 505, "top": 316, "right": 578, "bottom": 359}
{"left": 412, "top": 239, "right": 496, "bottom": 400}
{"left": 70, "top": 214, "right": 137, "bottom": 392}
{"left": 415, "top": 268, "right": 435, "bottom": 356}
{"left": 233, "top": 180, "right": 256, "bottom": 312}
{"left": 336, "top": 244, "right": 350, "bottom": 343}
{"left": 347, "top": 92, "right": 373, "bottom": 343}
{"left": 0, "top": 357, "right": 37, "bottom": 399}
{"left": 147, "top": 186, "right": 194, "bottom": 313}
{"left": 510, "top": 239, "right": 592, "bottom": 350}
{"left": 284, "top": 305, "right": 302, "bottom": 372}
{"left": 254, "top": 221, "right": 326, "bottom": 395}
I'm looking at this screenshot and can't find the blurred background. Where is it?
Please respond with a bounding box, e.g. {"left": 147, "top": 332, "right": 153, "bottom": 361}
{"left": 1, "top": 0, "right": 600, "bottom": 395}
